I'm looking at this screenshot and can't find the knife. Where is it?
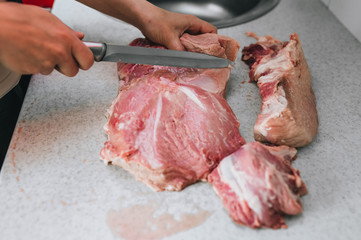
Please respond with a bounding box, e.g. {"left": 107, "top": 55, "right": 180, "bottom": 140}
{"left": 83, "top": 41, "right": 234, "bottom": 69}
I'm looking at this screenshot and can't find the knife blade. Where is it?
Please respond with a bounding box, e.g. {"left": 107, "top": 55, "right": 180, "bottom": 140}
{"left": 83, "top": 41, "right": 234, "bottom": 69}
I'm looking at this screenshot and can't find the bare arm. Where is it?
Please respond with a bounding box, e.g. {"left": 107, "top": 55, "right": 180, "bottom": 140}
{"left": 0, "top": 2, "right": 94, "bottom": 76}
{"left": 0, "top": 0, "right": 215, "bottom": 79}
{"left": 77, "top": 0, "right": 217, "bottom": 50}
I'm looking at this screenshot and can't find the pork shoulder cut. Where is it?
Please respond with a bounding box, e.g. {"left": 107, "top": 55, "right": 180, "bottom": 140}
{"left": 100, "top": 71, "right": 245, "bottom": 191}
{"left": 117, "top": 33, "right": 240, "bottom": 96}
{"left": 242, "top": 32, "right": 318, "bottom": 147}
{"left": 208, "top": 142, "right": 307, "bottom": 229}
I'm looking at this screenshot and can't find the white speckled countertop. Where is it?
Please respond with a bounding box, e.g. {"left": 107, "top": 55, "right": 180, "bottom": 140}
{"left": 1, "top": 0, "right": 361, "bottom": 239}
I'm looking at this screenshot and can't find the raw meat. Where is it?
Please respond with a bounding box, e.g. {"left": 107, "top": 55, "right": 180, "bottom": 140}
{"left": 117, "top": 33, "right": 240, "bottom": 96}
{"left": 208, "top": 142, "right": 307, "bottom": 229}
{"left": 100, "top": 72, "right": 245, "bottom": 191}
{"left": 242, "top": 32, "right": 318, "bottom": 147}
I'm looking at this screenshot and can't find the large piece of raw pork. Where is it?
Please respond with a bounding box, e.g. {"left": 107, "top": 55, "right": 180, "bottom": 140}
{"left": 100, "top": 72, "right": 245, "bottom": 191}
{"left": 208, "top": 142, "right": 307, "bottom": 229}
{"left": 100, "top": 33, "right": 243, "bottom": 191}
{"left": 242, "top": 32, "right": 318, "bottom": 147}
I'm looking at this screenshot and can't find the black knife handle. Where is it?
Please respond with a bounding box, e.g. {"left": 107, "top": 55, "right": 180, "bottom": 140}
{"left": 83, "top": 41, "right": 107, "bottom": 62}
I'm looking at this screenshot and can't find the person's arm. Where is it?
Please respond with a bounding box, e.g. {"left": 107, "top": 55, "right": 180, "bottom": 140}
{"left": 0, "top": 2, "right": 94, "bottom": 76}
{"left": 77, "top": 0, "right": 217, "bottom": 50}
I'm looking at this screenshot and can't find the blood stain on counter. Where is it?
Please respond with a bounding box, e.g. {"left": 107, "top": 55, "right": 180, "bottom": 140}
{"left": 11, "top": 152, "right": 16, "bottom": 169}
{"left": 107, "top": 203, "right": 212, "bottom": 240}
{"left": 16, "top": 126, "right": 23, "bottom": 135}
{"left": 11, "top": 126, "right": 23, "bottom": 169}
{"left": 60, "top": 200, "right": 78, "bottom": 206}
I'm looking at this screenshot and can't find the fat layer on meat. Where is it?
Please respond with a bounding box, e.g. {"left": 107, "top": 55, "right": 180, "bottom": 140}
{"left": 208, "top": 142, "right": 307, "bottom": 229}
{"left": 101, "top": 34, "right": 243, "bottom": 191}
{"left": 117, "top": 33, "right": 240, "bottom": 96}
{"left": 101, "top": 72, "right": 245, "bottom": 191}
{"left": 242, "top": 32, "right": 318, "bottom": 147}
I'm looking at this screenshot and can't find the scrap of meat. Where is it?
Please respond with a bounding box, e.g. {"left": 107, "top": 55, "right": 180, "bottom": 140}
{"left": 100, "top": 72, "right": 245, "bottom": 192}
{"left": 208, "top": 142, "right": 307, "bottom": 229}
{"left": 242, "top": 32, "right": 318, "bottom": 147}
{"left": 117, "top": 33, "right": 240, "bottom": 96}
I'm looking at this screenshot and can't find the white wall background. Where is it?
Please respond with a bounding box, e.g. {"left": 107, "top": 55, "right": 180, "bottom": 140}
{"left": 321, "top": 0, "right": 361, "bottom": 43}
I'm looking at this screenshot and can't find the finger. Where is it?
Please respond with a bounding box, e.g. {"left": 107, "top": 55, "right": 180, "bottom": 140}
{"left": 164, "top": 35, "right": 185, "bottom": 51}
{"left": 188, "top": 22, "right": 217, "bottom": 34}
{"left": 205, "top": 24, "right": 217, "bottom": 34}
{"left": 197, "top": 21, "right": 217, "bottom": 33}
{"left": 40, "top": 67, "right": 54, "bottom": 75}
{"left": 39, "top": 59, "right": 55, "bottom": 75}
{"left": 187, "top": 18, "right": 218, "bottom": 34}
{"left": 73, "top": 30, "right": 85, "bottom": 40}
{"left": 55, "top": 56, "right": 79, "bottom": 77}
{"left": 72, "top": 38, "right": 94, "bottom": 70}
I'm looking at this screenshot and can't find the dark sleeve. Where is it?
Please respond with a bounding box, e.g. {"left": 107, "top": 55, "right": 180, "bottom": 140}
{"left": 7, "top": 0, "right": 23, "bottom": 3}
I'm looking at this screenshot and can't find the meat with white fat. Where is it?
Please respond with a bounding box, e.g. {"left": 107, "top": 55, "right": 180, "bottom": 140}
{"left": 101, "top": 72, "right": 245, "bottom": 191}
{"left": 101, "top": 33, "right": 243, "bottom": 191}
{"left": 242, "top": 32, "right": 318, "bottom": 147}
{"left": 208, "top": 142, "right": 307, "bottom": 229}
{"left": 117, "top": 33, "right": 240, "bottom": 96}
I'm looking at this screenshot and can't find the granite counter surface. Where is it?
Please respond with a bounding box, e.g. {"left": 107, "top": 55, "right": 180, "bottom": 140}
{"left": 1, "top": 0, "right": 361, "bottom": 239}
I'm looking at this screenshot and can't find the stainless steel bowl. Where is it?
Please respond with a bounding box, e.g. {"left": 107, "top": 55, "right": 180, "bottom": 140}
{"left": 149, "top": 0, "right": 280, "bottom": 28}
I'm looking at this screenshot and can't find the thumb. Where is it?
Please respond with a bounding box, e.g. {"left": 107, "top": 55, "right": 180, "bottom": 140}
{"left": 73, "top": 30, "right": 85, "bottom": 40}
{"left": 165, "top": 35, "right": 185, "bottom": 51}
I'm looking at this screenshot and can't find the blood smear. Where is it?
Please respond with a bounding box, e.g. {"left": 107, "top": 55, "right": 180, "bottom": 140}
{"left": 107, "top": 203, "right": 211, "bottom": 240}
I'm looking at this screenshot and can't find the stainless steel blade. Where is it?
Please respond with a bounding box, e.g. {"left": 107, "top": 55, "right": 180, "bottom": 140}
{"left": 103, "top": 44, "right": 234, "bottom": 69}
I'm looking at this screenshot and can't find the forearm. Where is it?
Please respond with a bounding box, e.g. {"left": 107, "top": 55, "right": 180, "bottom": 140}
{"left": 77, "top": 1, "right": 216, "bottom": 51}
{"left": 77, "top": 0, "right": 157, "bottom": 30}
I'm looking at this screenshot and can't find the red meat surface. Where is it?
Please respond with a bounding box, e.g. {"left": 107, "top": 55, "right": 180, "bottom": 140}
{"left": 101, "top": 72, "right": 245, "bottom": 191}
{"left": 208, "top": 142, "right": 307, "bottom": 229}
{"left": 117, "top": 33, "right": 240, "bottom": 96}
{"left": 242, "top": 32, "right": 318, "bottom": 147}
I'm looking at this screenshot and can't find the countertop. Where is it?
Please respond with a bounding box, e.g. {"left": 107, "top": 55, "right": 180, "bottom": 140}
{"left": 1, "top": 0, "right": 361, "bottom": 239}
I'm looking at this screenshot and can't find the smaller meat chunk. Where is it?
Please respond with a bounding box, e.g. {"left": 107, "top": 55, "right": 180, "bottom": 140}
{"left": 117, "top": 33, "right": 240, "bottom": 96}
{"left": 101, "top": 72, "right": 245, "bottom": 192}
{"left": 242, "top": 32, "right": 318, "bottom": 147}
{"left": 208, "top": 142, "right": 307, "bottom": 229}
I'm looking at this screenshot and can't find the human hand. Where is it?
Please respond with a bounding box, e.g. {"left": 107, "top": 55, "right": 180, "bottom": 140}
{"left": 0, "top": 3, "right": 94, "bottom": 77}
{"left": 77, "top": 0, "right": 217, "bottom": 51}
{"left": 137, "top": 4, "right": 218, "bottom": 50}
